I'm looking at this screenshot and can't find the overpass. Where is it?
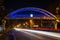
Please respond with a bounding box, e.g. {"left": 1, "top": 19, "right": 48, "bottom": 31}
{"left": 3, "top": 7, "right": 59, "bottom": 31}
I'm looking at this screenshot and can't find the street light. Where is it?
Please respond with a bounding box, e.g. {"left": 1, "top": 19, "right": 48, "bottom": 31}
{"left": 56, "top": 6, "right": 59, "bottom": 18}
{"left": 30, "top": 19, "right": 34, "bottom": 28}
{"left": 55, "top": 6, "right": 59, "bottom": 30}
{"left": 30, "top": 14, "right": 33, "bottom": 17}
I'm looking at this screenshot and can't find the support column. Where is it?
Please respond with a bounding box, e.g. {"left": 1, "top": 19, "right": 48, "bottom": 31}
{"left": 2, "top": 19, "right": 6, "bottom": 32}
{"left": 55, "top": 21, "right": 57, "bottom": 30}
{"left": 41, "top": 19, "right": 42, "bottom": 27}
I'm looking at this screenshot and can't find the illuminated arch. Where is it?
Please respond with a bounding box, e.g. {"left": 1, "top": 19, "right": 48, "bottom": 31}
{"left": 5, "top": 7, "right": 56, "bottom": 19}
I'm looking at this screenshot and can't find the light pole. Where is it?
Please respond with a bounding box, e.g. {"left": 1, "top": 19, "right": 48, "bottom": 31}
{"left": 56, "top": 6, "right": 59, "bottom": 18}
{"left": 55, "top": 6, "right": 59, "bottom": 30}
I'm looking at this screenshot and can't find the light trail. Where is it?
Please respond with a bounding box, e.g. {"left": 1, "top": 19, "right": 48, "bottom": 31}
{"left": 14, "top": 28, "right": 60, "bottom": 39}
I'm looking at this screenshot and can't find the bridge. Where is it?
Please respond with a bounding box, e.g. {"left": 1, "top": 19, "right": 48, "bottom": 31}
{"left": 1, "top": 7, "right": 60, "bottom": 40}
{"left": 3, "top": 7, "right": 59, "bottom": 31}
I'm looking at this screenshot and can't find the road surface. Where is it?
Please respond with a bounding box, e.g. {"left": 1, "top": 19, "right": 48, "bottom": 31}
{"left": 6, "top": 28, "right": 60, "bottom": 40}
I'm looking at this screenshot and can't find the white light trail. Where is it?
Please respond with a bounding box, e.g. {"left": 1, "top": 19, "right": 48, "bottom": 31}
{"left": 14, "top": 28, "right": 60, "bottom": 38}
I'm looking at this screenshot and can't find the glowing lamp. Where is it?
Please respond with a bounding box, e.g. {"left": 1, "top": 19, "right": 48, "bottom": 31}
{"left": 30, "top": 14, "right": 33, "bottom": 17}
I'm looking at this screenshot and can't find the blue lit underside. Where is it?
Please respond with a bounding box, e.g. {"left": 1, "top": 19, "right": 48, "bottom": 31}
{"left": 6, "top": 7, "right": 56, "bottom": 19}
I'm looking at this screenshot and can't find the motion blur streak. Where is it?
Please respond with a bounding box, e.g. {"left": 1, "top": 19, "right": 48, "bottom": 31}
{"left": 14, "top": 28, "right": 60, "bottom": 38}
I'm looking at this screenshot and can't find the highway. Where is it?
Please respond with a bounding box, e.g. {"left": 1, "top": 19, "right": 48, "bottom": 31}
{"left": 6, "top": 28, "right": 60, "bottom": 40}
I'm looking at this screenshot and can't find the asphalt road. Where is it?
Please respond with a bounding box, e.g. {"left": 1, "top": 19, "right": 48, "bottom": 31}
{"left": 6, "top": 28, "right": 60, "bottom": 40}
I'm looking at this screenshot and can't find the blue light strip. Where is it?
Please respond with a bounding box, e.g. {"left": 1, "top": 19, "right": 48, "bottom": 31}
{"left": 5, "top": 7, "right": 56, "bottom": 19}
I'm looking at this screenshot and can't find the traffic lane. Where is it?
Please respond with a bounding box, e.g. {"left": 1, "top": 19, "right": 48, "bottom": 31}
{"left": 14, "top": 28, "right": 60, "bottom": 38}
{"left": 13, "top": 30, "right": 57, "bottom": 40}
{"left": 13, "top": 31, "right": 59, "bottom": 40}
{"left": 21, "top": 31, "right": 59, "bottom": 40}
{"left": 12, "top": 30, "right": 40, "bottom": 40}
{"left": 14, "top": 28, "right": 60, "bottom": 40}
{"left": 23, "top": 30, "right": 60, "bottom": 39}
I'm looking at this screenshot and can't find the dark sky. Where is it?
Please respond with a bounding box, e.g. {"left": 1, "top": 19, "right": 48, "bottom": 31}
{"left": 0, "top": 0, "right": 59, "bottom": 24}
{"left": 3, "top": 0, "right": 59, "bottom": 14}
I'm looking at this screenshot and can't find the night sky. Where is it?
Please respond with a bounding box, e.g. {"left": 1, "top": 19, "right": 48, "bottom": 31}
{"left": 0, "top": 0, "right": 59, "bottom": 24}
{"left": 3, "top": 0, "right": 58, "bottom": 14}
{"left": 4, "top": 0, "right": 57, "bottom": 8}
